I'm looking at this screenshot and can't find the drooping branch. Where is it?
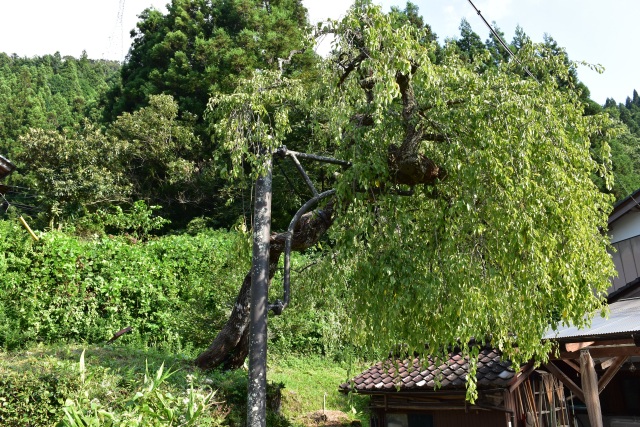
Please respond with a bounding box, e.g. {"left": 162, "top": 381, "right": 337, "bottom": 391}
{"left": 196, "top": 23, "right": 449, "bottom": 371}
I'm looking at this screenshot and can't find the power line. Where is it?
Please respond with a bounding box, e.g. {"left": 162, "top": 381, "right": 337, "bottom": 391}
{"left": 103, "top": 0, "right": 126, "bottom": 61}
{"left": 466, "top": 0, "right": 537, "bottom": 81}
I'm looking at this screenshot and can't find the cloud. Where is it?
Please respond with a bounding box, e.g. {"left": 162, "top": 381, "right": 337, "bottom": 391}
{"left": 305, "top": 0, "right": 352, "bottom": 24}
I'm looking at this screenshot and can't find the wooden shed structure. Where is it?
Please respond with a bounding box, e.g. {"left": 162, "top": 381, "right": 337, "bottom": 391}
{"left": 339, "top": 347, "right": 574, "bottom": 427}
{"left": 544, "top": 297, "right": 640, "bottom": 427}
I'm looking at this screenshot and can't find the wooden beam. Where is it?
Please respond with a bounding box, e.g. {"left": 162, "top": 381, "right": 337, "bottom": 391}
{"left": 598, "top": 356, "right": 627, "bottom": 393}
{"left": 558, "top": 345, "right": 640, "bottom": 359}
{"left": 580, "top": 350, "right": 603, "bottom": 427}
{"left": 600, "top": 358, "right": 615, "bottom": 369}
{"left": 555, "top": 338, "right": 635, "bottom": 347}
{"left": 564, "top": 359, "right": 580, "bottom": 373}
{"left": 369, "top": 403, "right": 491, "bottom": 411}
{"left": 544, "top": 361, "right": 584, "bottom": 403}
{"left": 566, "top": 341, "right": 594, "bottom": 352}
{"left": 508, "top": 360, "right": 536, "bottom": 393}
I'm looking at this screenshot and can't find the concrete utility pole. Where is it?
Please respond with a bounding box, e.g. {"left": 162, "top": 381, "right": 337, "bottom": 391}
{"left": 247, "top": 156, "right": 272, "bottom": 427}
{"left": 245, "top": 147, "right": 349, "bottom": 427}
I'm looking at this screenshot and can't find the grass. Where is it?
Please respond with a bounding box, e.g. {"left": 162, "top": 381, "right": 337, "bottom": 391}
{"left": 0, "top": 343, "right": 215, "bottom": 426}
{"left": 0, "top": 343, "right": 370, "bottom": 426}
{"left": 268, "top": 354, "right": 369, "bottom": 425}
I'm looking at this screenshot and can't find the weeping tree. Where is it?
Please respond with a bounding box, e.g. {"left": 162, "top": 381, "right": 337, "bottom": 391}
{"left": 195, "top": 4, "right": 617, "bottom": 400}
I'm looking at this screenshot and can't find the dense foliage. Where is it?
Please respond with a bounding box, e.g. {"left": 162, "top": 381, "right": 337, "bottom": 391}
{"left": 0, "top": 217, "right": 247, "bottom": 350}
{"left": 1, "top": 0, "right": 640, "bottom": 409}
{"left": 602, "top": 91, "right": 640, "bottom": 199}
{"left": 104, "top": 0, "right": 313, "bottom": 124}
{"left": 209, "top": 3, "right": 620, "bottom": 399}
{"left": 16, "top": 95, "right": 208, "bottom": 227}
{"left": 0, "top": 52, "right": 119, "bottom": 159}
{"left": 0, "top": 212, "right": 345, "bottom": 357}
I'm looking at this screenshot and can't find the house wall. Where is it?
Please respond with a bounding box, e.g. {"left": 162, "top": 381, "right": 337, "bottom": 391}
{"left": 376, "top": 409, "right": 508, "bottom": 427}
{"left": 609, "top": 235, "right": 640, "bottom": 293}
{"left": 369, "top": 392, "right": 511, "bottom": 427}
{"left": 610, "top": 210, "right": 640, "bottom": 244}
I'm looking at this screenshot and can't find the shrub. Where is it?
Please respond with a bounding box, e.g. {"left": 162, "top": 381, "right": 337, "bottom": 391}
{"left": 60, "top": 351, "right": 222, "bottom": 427}
{"left": 0, "top": 350, "right": 80, "bottom": 426}
{"left": 0, "top": 219, "right": 248, "bottom": 350}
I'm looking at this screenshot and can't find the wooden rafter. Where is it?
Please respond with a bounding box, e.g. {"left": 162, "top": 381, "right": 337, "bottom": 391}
{"left": 544, "top": 361, "right": 584, "bottom": 403}
{"left": 508, "top": 360, "right": 536, "bottom": 393}
{"left": 564, "top": 359, "right": 580, "bottom": 373}
{"left": 597, "top": 356, "right": 627, "bottom": 393}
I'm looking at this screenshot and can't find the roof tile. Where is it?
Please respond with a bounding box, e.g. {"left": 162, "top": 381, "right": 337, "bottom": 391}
{"left": 340, "top": 348, "right": 516, "bottom": 393}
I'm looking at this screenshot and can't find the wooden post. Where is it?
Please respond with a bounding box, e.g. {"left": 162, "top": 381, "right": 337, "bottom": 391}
{"left": 580, "top": 349, "right": 603, "bottom": 427}
{"left": 503, "top": 390, "right": 517, "bottom": 427}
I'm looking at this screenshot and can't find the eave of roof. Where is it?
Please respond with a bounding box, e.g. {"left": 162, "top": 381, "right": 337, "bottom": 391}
{"left": 340, "top": 348, "right": 515, "bottom": 394}
{"left": 609, "top": 188, "right": 640, "bottom": 226}
{"left": 544, "top": 297, "right": 640, "bottom": 342}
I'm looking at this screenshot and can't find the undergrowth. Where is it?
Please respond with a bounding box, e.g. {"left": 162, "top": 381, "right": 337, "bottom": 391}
{"left": 0, "top": 344, "right": 369, "bottom": 426}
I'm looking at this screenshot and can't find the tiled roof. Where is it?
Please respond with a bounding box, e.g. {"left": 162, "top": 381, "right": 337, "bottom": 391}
{"left": 340, "top": 348, "right": 515, "bottom": 393}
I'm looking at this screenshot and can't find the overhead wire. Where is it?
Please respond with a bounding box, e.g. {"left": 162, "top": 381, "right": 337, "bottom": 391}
{"left": 465, "top": 0, "right": 538, "bottom": 81}
{"left": 0, "top": 188, "right": 41, "bottom": 213}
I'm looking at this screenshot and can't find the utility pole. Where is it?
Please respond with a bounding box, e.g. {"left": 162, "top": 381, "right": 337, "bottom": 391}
{"left": 247, "top": 155, "right": 272, "bottom": 427}
{"left": 245, "top": 146, "right": 349, "bottom": 427}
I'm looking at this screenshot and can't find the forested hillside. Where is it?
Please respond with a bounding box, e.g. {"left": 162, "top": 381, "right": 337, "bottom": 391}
{"left": 1, "top": 2, "right": 637, "bottom": 231}
{"left": 0, "top": 1, "right": 638, "bottom": 425}
{"left": 602, "top": 91, "right": 640, "bottom": 199}
{"left": 0, "top": 52, "right": 119, "bottom": 154}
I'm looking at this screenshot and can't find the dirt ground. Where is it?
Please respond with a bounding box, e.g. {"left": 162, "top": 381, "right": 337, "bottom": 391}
{"left": 298, "top": 410, "right": 362, "bottom": 427}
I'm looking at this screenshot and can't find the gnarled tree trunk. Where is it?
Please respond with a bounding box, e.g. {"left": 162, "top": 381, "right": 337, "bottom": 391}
{"left": 194, "top": 202, "right": 336, "bottom": 370}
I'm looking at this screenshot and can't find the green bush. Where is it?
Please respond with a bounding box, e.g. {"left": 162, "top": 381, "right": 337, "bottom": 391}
{"left": 0, "top": 352, "right": 80, "bottom": 426}
{"left": 0, "top": 219, "right": 248, "bottom": 350}
{"left": 0, "top": 213, "right": 356, "bottom": 359}
{"left": 60, "top": 351, "right": 222, "bottom": 427}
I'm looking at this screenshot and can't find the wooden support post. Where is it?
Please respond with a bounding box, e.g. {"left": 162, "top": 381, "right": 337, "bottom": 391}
{"left": 580, "top": 349, "right": 603, "bottom": 427}
{"left": 503, "top": 390, "right": 517, "bottom": 427}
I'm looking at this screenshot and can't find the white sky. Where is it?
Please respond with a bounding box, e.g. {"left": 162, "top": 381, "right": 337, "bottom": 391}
{"left": 0, "top": 0, "right": 636, "bottom": 104}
